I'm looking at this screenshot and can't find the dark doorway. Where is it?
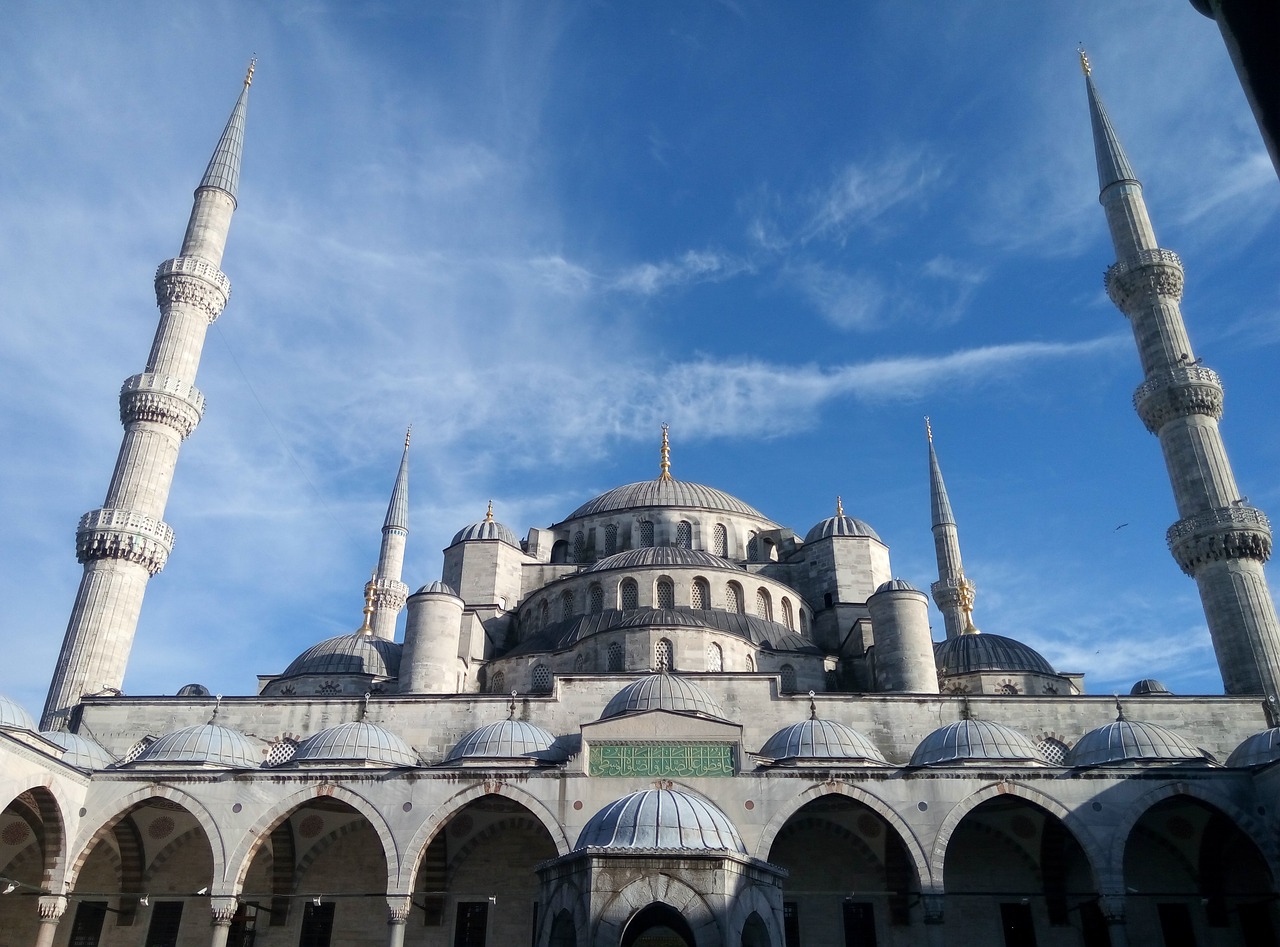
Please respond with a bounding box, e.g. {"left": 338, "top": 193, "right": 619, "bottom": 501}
{"left": 143, "top": 902, "right": 184, "bottom": 947}
{"left": 68, "top": 901, "right": 108, "bottom": 947}
{"left": 842, "top": 901, "right": 877, "bottom": 946}
{"left": 999, "top": 902, "right": 1036, "bottom": 947}
{"left": 298, "top": 901, "right": 335, "bottom": 947}
{"left": 454, "top": 901, "right": 489, "bottom": 947}
{"left": 1157, "top": 903, "right": 1196, "bottom": 947}
{"left": 622, "top": 902, "right": 697, "bottom": 947}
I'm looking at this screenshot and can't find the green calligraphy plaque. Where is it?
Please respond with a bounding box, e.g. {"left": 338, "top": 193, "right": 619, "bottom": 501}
{"left": 589, "top": 742, "right": 735, "bottom": 777}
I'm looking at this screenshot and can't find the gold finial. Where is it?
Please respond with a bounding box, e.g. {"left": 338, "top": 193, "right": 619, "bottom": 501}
{"left": 244, "top": 56, "right": 257, "bottom": 88}
{"left": 404, "top": 425, "right": 412, "bottom": 450}
{"left": 836, "top": 495, "right": 844, "bottom": 518}
{"left": 485, "top": 500, "right": 494, "bottom": 523}
{"left": 659, "top": 423, "right": 672, "bottom": 482}
{"left": 957, "top": 576, "right": 980, "bottom": 635}
{"left": 925, "top": 416, "right": 933, "bottom": 444}
{"left": 1078, "top": 46, "right": 1091, "bottom": 77}
{"left": 359, "top": 570, "right": 376, "bottom": 635}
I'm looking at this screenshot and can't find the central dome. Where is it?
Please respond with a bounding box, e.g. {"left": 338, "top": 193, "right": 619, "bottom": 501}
{"left": 934, "top": 633, "right": 1056, "bottom": 676}
{"left": 601, "top": 675, "right": 726, "bottom": 720}
{"left": 567, "top": 479, "right": 768, "bottom": 520}
{"left": 282, "top": 634, "right": 401, "bottom": 679}
{"left": 587, "top": 547, "right": 743, "bottom": 573}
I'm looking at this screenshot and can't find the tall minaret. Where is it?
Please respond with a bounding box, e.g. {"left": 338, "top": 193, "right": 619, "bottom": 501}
{"left": 1083, "top": 52, "right": 1280, "bottom": 696}
{"left": 41, "top": 65, "right": 254, "bottom": 729}
{"left": 927, "top": 419, "right": 976, "bottom": 640}
{"left": 366, "top": 429, "right": 411, "bottom": 639}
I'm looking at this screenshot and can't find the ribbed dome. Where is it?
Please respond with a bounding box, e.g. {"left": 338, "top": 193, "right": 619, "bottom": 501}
{"left": 1066, "top": 719, "right": 1209, "bottom": 767}
{"left": 759, "top": 718, "right": 888, "bottom": 764}
{"left": 416, "top": 580, "right": 460, "bottom": 596}
{"left": 576, "top": 789, "right": 745, "bottom": 853}
{"left": 804, "top": 515, "right": 881, "bottom": 543}
{"left": 0, "top": 694, "right": 36, "bottom": 732}
{"left": 568, "top": 479, "right": 767, "bottom": 520}
{"left": 601, "top": 675, "right": 726, "bottom": 721}
{"left": 446, "top": 719, "right": 557, "bottom": 762}
{"left": 874, "top": 578, "right": 919, "bottom": 594}
{"left": 294, "top": 722, "right": 418, "bottom": 767}
{"left": 1227, "top": 728, "right": 1280, "bottom": 768}
{"left": 1130, "top": 678, "right": 1171, "bottom": 696}
{"left": 175, "top": 683, "right": 211, "bottom": 697}
{"left": 610, "top": 609, "right": 716, "bottom": 630}
{"left": 934, "top": 633, "right": 1056, "bottom": 676}
{"left": 132, "top": 724, "right": 261, "bottom": 769}
{"left": 41, "top": 731, "right": 116, "bottom": 770}
{"left": 282, "top": 634, "right": 402, "bottom": 679}
{"left": 586, "top": 546, "right": 743, "bottom": 573}
{"left": 910, "top": 719, "right": 1044, "bottom": 766}
{"left": 451, "top": 519, "right": 521, "bottom": 548}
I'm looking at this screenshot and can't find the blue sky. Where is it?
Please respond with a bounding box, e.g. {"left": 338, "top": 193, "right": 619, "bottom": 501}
{"left": 1, "top": 2, "right": 1278, "bottom": 715}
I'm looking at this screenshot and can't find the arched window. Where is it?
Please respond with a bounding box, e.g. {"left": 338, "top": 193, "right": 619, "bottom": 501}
{"left": 746, "top": 532, "right": 759, "bottom": 562}
{"left": 1037, "top": 738, "right": 1069, "bottom": 765}
{"left": 608, "top": 642, "right": 624, "bottom": 672}
{"left": 574, "top": 653, "right": 588, "bottom": 672}
{"left": 638, "top": 520, "right": 655, "bottom": 547}
{"left": 675, "top": 520, "right": 692, "bottom": 548}
{"left": 559, "top": 589, "right": 574, "bottom": 620}
{"left": 713, "top": 524, "right": 728, "bottom": 557}
{"left": 539, "top": 600, "right": 550, "bottom": 629}
{"left": 532, "top": 664, "right": 552, "bottom": 693}
{"left": 656, "top": 578, "right": 675, "bottom": 608}
{"left": 780, "top": 664, "right": 797, "bottom": 692}
{"left": 800, "top": 609, "right": 809, "bottom": 635}
{"left": 573, "top": 530, "right": 585, "bottom": 563}
{"left": 655, "top": 638, "right": 674, "bottom": 671}
{"left": 604, "top": 524, "right": 618, "bottom": 556}
{"left": 763, "top": 538, "right": 778, "bottom": 562}
{"left": 824, "top": 669, "right": 839, "bottom": 692}
{"left": 706, "top": 643, "right": 723, "bottom": 672}
{"left": 726, "top": 582, "right": 743, "bottom": 614}
{"left": 781, "top": 597, "right": 794, "bottom": 630}
{"left": 691, "top": 578, "right": 709, "bottom": 610}
{"left": 490, "top": 671, "right": 506, "bottom": 694}
{"left": 550, "top": 539, "right": 569, "bottom": 563}
{"left": 620, "top": 578, "right": 639, "bottom": 610}
{"left": 745, "top": 655, "right": 754, "bottom": 672}
{"left": 589, "top": 583, "right": 604, "bottom": 613}
{"left": 756, "top": 588, "right": 772, "bottom": 621}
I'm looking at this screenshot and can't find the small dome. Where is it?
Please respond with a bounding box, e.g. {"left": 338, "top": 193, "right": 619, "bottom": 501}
{"left": 282, "top": 634, "right": 401, "bottom": 679}
{"left": 567, "top": 479, "right": 768, "bottom": 520}
{"left": 294, "top": 722, "right": 418, "bottom": 767}
{"left": 0, "top": 694, "right": 37, "bottom": 732}
{"left": 41, "top": 731, "right": 116, "bottom": 770}
{"left": 601, "top": 675, "right": 726, "bottom": 721}
{"left": 910, "top": 719, "right": 1044, "bottom": 766}
{"left": 175, "top": 683, "right": 212, "bottom": 697}
{"left": 874, "top": 578, "right": 919, "bottom": 594}
{"left": 1066, "top": 719, "right": 1210, "bottom": 767}
{"left": 575, "top": 789, "right": 745, "bottom": 853}
{"left": 934, "top": 633, "right": 1056, "bottom": 676}
{"left": 1227, "top": 728, "right": 1280, "bottom": 768}
{"left": 132, "top": 724, "right": 261, "bottom": 769}
{"left": 451, "top": 518, "right": 521, "bottom": 548}
{"left": 587, "top": 546, "right": 742, "bottom": 573}
{"left": 416, "top": 580, "right": 460, "bottom": 596}
{"left": 609, "top": 609, "right": 716, "bottom": 631}
{"left": 804, "top": 515, "right": 881, "bottom": 543}
{"left": 759, "top": 718, "right": 888, "bottom": 764}
{"left": 446, "top": 719, "right": 557, "bottom": 762}
{"left": 1130, "top": 678, "right": 1171, "bottom": 696}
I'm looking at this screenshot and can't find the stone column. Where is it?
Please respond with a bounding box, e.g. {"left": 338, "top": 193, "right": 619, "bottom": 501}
{"left": 1099, "top": 893, "right": 1129, "bottom": 947}
{"left": 922, "top": 893, "right": 945, "bottom": 947}
{"left": 386, "top": 896, "right": 412, "bottom": 947}
{"left": 209, "top": 896, "right": 238, "bottom": 947}
{"left": 34, "top": 895, "right": 67, "bottom": 947}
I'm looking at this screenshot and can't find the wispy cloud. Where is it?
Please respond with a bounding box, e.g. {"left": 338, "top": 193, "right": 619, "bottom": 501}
{"left": 611, "top": 249, "right": 753, "bottom": 296}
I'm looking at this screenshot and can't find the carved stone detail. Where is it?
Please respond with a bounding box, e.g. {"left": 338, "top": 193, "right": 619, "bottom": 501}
{"left": 1105, "top": 248, "right": 1184, "bottom": 311}
{"left": 119, "top": 373, "right": 206, "bottom": 438}
{"left": 386, "top": 896, "right": 412, "bottom": 924}
{"left": 210, "top": 896, "right": 239, "bottom": 926}
{"left": 76, "top": 507, "right": 174, "bottom": 575}
{"left": 38, "top": 895, "right": 68, "bottom": 921}
{"left": 154, "top": 257, "right": 230, "bottom": 323}
{"left": 1133, "top": 366, "right": 1224, "bottom": 433}
{"left": 370, "top": 577, "right": 410, "bottom": 613}
{"left": 1168, "top": 505, "right": 1272, "bottom": 575}
{"left": 930, "top": 575, "right": 975, "bottom": 609}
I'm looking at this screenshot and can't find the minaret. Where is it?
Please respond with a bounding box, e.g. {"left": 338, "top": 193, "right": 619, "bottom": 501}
{"left": 927, "top": 419, "right": 976, "bottom": 640}
{"left": 1083, "top": 52, "right": 1280, "bottom": 696}
{"left": 367, "top": 428, "right": 412, "bottom": 639}
{"left": 41, "top": 64, "right": 254, "bottom": 730}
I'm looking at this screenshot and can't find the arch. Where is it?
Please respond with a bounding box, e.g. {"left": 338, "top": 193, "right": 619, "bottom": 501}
{"left": 713, "top": 524, "right": 728, "bottom": 558}
{"left": 540, "top": 599, "right": 551, "bottom": 630}
{"left": 755, "top": 587, "right": 772, "bottom": 620}
{"left": 532, "top": 663, "right": 553, "bottom": 693}
{"left": 549, "top": 907, "right": 577, "bottom": 947}
{"left": 623, "top": 902, "right": 697, "bottom": 946}
{"left": 589, "top": 583, "right": 605, "bottom": 613}
{"left": 559, "top": 589, "right": 575, "bottom": 620}
{"left": 573, "top": 530, "right": 586, "bottom": 563}
{"left": 595, "top": 875, "right": 719, "bottom": 947}
{"left": 691, "top": 577, "right": 710, "bottom": 610}
{"left": 778, "top": 664, "right": 796, "bottom": 693}
{"left": 728, "top": 886, "right": 783, "bottom": 947}
{"left": 539, "top": 875, "right": 589, "bottom": 947}
{"left": 620, "top": 578, "right": 639, "bottom": 610}
{"left": 655, "top": 638, "right": 674, "bottom": 672}
{"left": 780, "top": 597, "right": 794, "bottom": 631}
{"left": 740, "top": 911, "right": 771, "bottom": 947}
{"left": 675, "top": 520, "right": 693, "bottom": 549}
{"left": 762, "top": 538, "right": 778, "bottom": 562}
{"left": 551, "top": 539, "right": 570, "bottom": 563}
{"left": 1, "top": 784, "right": 67, "bottom": 892}
{"left": 638, "top": 520, "right": 655, "bottom": 548}
{"left": 706, "top": 642, "right": 723, "bottom": 673}
{"left": 726, "top": 582, "right": 744, "bottom": 614}
{"left": 489, "top": 670, "right": 506, "bottom": 694}
{"left": 656, "top": 577, "right": 675, "bottom": 609}
{"left": 747, "top": 532, "right": 759, "bottom": 561}
{"left": 608, "top": 641, "right": 625, "bottom": 672}
{"left": 604, "top": 524, "right": 619, "bottom": 556}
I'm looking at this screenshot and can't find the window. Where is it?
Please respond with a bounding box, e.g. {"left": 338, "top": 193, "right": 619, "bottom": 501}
{"left": 747, "top": 532, "right": 759, "bottom": 561}
{"left": 800, "top": 609, "right": 808, "bottom": 634}
{"left": 589, "top": 584, "right": 604, "bottom": 613}
{"left": 574, "top": 653, "right": 587, "bottom": 672}
{"left": 780, "top": 664, "right": 797, "bottom": 693}
{"left": 745, "top": 655, "right": 754, "bottom": 672}
{"left": 998, "top": 681, "right": 1019, "bottom": 695}
{"left": 454, "top": 901, "right": 489, "bottom": 947}
{"left": 676, "top": 520, "right": 692, "bottom": 548}
{"left": 825, "top": 670, "right": 839, "bottom": 691}
{"left": 713, "top": 524, "right": 728, "bottom": 557}
{"left": 1036, "top": 738, "right": 1068, "bottom": 765}
{"left": 783, "top": 902, "right": 800, "bottom": 947}
{"left": 532, "top": 664, "right": 552, "bottom": 693}
{"left": 265, "top": 738, "right": 299, "bottom": 767}
{"left": 143, "top": 902, "right": 184, "bottom": 947}
{"left": 706, "top": 643, "right": 723, "bottom": 672}
{"left": 655, "top": 638, "right": 673, "bottom": 671}
{"left": 781, "top": 597, "right": 794, "bottom": 630}
{"left": 999, "top": 902, "right": 1037, "bottom": 947}
{"left": 608, "top": 642, "right": 624, "bottom": 672}
{"left": 691, "top": 578, "right": 709, "bottom": 610}
{"left": 573, "top": 531, "right": 585, "bottom": 562}
{"left": 726, "top": 583, "right": 743, "bottom": 614}
{"left": 656, "top": 579, "right": 675, "bottom": 608}
{"left": 539, "top": 600, "right": 550, "bottom": 629}
{"left": 620, "top": 579, "right": 638, "bottom": 610}
{"left": 638, "top": 520, "right": 655, "bottom": 547}
{"left": 604, "top": 524, "right": 618, "bottom": 556}
{"left": 489, "top": 671, "right": 505, "bottom": 694}
{"left": 842, "top": 902, "right": 877, "bottom": 947}
{"left": 559, "top": 590, "right": 574, "bottom": 620}
{"left": 68, "top": 902, "right": 107, "bottom": 947}
{"left": 756, "top": 588, "right": 772, "bottom": 620}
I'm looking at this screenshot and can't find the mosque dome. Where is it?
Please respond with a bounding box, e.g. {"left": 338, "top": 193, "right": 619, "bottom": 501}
{"left": 567, "top": 479, "right": 768, "bottom": 520}
{"left": 41, "top": 731, "right": 116, "bottom": 770}
{"left": 600, "top": 675, "right": 726, "bottom": 721}
{"left": 934, "top": 633, "right": 1056, "bottom": 676}
{"left": 1226, "top": 728, "right": 1280, "bottom": 768}
{"left": 450, "top": 512, "right": 521, "bottom": 548}
{"left": 132, "top": 724, "right": 261, "bottom": 769}
{"left": 294, "top": 722, "right": 418, "bottom": 767}
{"left": 1066, "top": 718, "right": 1211, "bottom": 767}
{"left": 1129, "top": 678, "right": 1171, "bottom": 696}
{"left": 575, "top": 789, "right": 745, "bottom": 853}
{"left": 586, "top": 546, "right": 743, "bottom": 573}
{"left": 175, "top": 683, "right": 212, "bottom": 697}
{"left": 445, "top": 719, "right": 558, "bottom": 762}
{"left": 874, "top": 578, "right": 919, "bottom": 594}
{"left": 759, "top": 718, "right": 888, "bottom": 764}
{"left": 282, "top": 633, "right": 402, "bottom": 679}
{"left": 610, "top": 609, "right": 717, "bottom": 631}
{"left": 0, "top": 694, "right": 36, "bottom": 732}
{"left": 805, "top": 515, "right": 881, "bottom": 543}
{"left": 416, "top": 580, "right": 460, "bottom": 596}
{"left": 910, "top": 719, "right": 1044, "bottom": 766}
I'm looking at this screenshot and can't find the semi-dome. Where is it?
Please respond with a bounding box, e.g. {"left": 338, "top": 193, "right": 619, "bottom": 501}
{"left": 805, "top": 515, "right": 881, "bottom": 543}
{"left": 601, "top": 675, "right": 726, "bottom": 721}
{"left": 132, "top": 724, "right": 261, "bottom": 769}
{"left": 759, "top": 718, "right": 888, "bottom": 764}
{"left": 282, "top": 633, "right": 402, "bottom": 679}
{"left": 1227, "top": 728, "right": 1280, "bottom": 768}
{"left": 294, "top": 722, "right": 418, "bottom": 767}
{"left": 446, "top": 719, "right": 558, "bottom": 762}
{"left": 575, "top": 789, "right": 745, "bottom": 853}
{"left": 1130, "top": 678, "right": 1171, "bottom": 696}
{"left": 41, "top": 731, "right": 116, "bottom": 770}
{"left": 451, "top": 518, "right": 521, "bottom": 548}
{"left": 1066, "top": 718, "right": 1210, "bottom": 767}
{"left": 874, "top": 578, "right": 919, "bottom": 594}
{"left": 0, "top": 694, "right": 36, "bottom": 732}
{"left": 416, "top": 580, "right": 460, "bottom": 596}
{"left": 610, "top": 609, "right": 717, "bottom": 631}
{"left": 586, "top": 546, "right": 743, "bottom": 573}
{"left": 567, "top": 479, "right": 768, "bottom": 520}
{"left": 934, "top": 633, "right": 1056, "bottom": 676}
{"left": 910, "top": 719, "right": 1044, "bottom": 766}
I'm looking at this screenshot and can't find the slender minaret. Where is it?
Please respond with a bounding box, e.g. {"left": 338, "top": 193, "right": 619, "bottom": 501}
{"left": 367, "top": 428, "right": 411, "bottom": 639}
{"left": 41, "top": 65, "right": 254, "bottom": 729}
{"left": 927, "top": 419, "right": 976, "bottom": 640}
{"left": 1083, "top": 52, "right": 1280, "bottom": 696}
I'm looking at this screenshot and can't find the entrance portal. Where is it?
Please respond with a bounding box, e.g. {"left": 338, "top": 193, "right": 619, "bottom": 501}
{"left": 622, "top": 903, "right": 697, "bottom": 947}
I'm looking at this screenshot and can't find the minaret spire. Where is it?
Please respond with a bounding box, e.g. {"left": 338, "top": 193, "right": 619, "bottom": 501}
{"left": 659, "top": 423, "right": 673, "bottom": 481}
{"left": 42, "top": 69, "right": 253, "bottom": 729}
{"left": 368, "top": 429, "right": 412, "bottom": 639}
{"left": 1085, "top": 58, "right": 1280, "bottom": 696}
{"left": 927, "top": 419, "right": 976, "bottom": 639}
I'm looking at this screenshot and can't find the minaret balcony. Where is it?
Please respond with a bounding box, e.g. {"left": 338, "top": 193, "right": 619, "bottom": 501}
{"left": 1167, "top": 504, "right": 1272, "bottom": 575}
{"left": 1105, "top": 248, "right": 1184, "bottom": 311}
{"left": 1133, "top": 365, "right": 1224, "bottom": 433}
{"left": 370, "top": 576, "right": 411, "bottom": 612}
{"left": 119, "top": 373, "right": 206, "bottom": 438}
{"left": 75, "top": 508, "right": 175, "bottom": 575}
{"left": 930, "top": 575, "right": 975, "bottom": 608}
{"left": 154, "top": 256, "right": 231, "bottom": 322}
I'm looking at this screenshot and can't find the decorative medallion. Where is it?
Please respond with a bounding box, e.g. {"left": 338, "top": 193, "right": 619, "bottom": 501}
{"left": 147, "top": 816, "right": 175, "bottom": 840}
{"left": 298, "top": 814, "right": 324, "bottom": 838}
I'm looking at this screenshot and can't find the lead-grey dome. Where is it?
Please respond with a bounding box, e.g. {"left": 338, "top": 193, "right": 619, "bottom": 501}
{"left": 416, "top": 580, "right": 460, "bottom": 596}
{"left": 759, "top": 718, "right": 888, "bottom": 764}
{"left": 568, "top": 479, "right": 768, "bottom": 520}
{"left": 1066, "top": 719, "right": 1210, "bottom": 767}
{"left": 1227, "top": 728, "right": 1280, "bottom": 768}
{"left": 0, "top": 694, "right": 36, "bottom": 732}
{"left": 176, "top": 683, "right": 211, "bottom": 697}
{"left": 575, "top": 789, "right": 745, "bottom": 853}
{"left": 41, "top": 731, "right": 116, "bottom": 770}
{"left": 874, "top": 578, "right": 919, "bottom": 594}
{"left": 610, "top": 609, "right": 716, "bottom": 631}
{"left": 805, "top": 515, "right": 881, "bottom": 543}
{"left": 910, "top": 719, "right": 1044, "bottom": 766}
{"left": 294, "top": 722, "right": 418, "bottom": 767}
{"left": 601, "top": 675, "right": 726, "bottom": 721}
{"left": 1130, "top": 678, "right": 1171, "bottom": 696}
{"left": 586, "top": 547, "right": 743, "bottom": 573}
{"left": 446, "top": 719, "right": 558, "bottom": 762}
{"left": 132, "top": 724, "right": 261, "bottom": 769}
{"left": 282, "top": 634, "right": 402, "bottom": 679}
{"left": 451, "top": 518, "right": 521, "bottom": 548}
{"left": 934, "top": 633, "right": 1056, "bottom": 676}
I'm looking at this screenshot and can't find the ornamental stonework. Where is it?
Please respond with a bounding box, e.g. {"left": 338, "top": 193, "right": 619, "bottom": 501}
{"left": 1104, "top": 248, "right": 1184, "bottom": 311}
{"left": 589, "top": 741, "right": 735, "bottom": 777}
{"left": 370, "top": 577, "right": 410, "bottom": 612}
{"left": 1167, "top": 505, "right": 1273, "bottom": 575}
{"left": 76, "top": 507, "right": 174, "bottom": 575}
{"left": 1133, "top": 366, "right": 1224, "bottom": 433}
{"left": 154, "top": 256, "right": 230, "bottom": 323}
{"left": 119, "top": 373, "right": 206, "bottom": 438}
{"left": 931, "top": 575, "right": 975, "bottom": 609}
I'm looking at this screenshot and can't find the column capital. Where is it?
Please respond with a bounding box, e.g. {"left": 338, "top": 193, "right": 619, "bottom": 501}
{"left": 210, "top": 896, "right": 238, "bottom": 926}
{"left": 38, "top": 895, "right": 68, "bottom": 921}
{"left": 921, "top": 893, "right": 945, "bottom": 925}
{"left": 386, "top": 895, "right": 412, "bottom": 924}
{"left": 1098, "top": 893, "right": 1127, "bottom": 924}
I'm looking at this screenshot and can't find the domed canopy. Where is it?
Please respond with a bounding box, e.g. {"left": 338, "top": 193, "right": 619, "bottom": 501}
{"left": 805, "top": 515, "right": 881, "bottom": 543}
{"left": 282, "top": 634, "right": 401, "bottom": 679}
{"left": 446, "top": 719, "right": 558, "bottom": 762}
{"left": 934, "top": 633, "right": 1056, "bottom": 676}
{"left": 910, "top": 719, "right": 1044, "bottom": 766}
{"left": 416, "top": 580, "right": 460, "bottom": 597}
{"left": 1227, "top": 728, "right": 1280, "bottom": 768}
{"left": 587, "top": 546, "right": 743, "bottom": 573}
{"left": 759, "top": 718, "right": 888, "bottom": 764}
{"left": 451, "top": 518, "right": 521, "bottom": 548}
{"left": 1130, "top": 678, "right": 1171, "bottom": 696}
{"left": 601, "top": 675, "right": 726, "bottom": 721}
{"left": 575, "top": 789, "right": 745, "bottom": 853}
{"left": 132, "top": 724, "right": 261, "bottom": 769}
{"left": 567, "top": 479, "right": 768, "bottom": 520}
{"left": 176, "top": 683, "right": 211, "bottom": 697}
{"left": 874, "top": 578, "right": 919, "bottom": 594}
{"left": 1066, "top": 719, "right": 1210, "bottom": 767}
{"left": 294, "top": 722, "right": 418, "bottom": 767}
{"left": 41, "top": 731, "right": 116, "bottom": 770}
{"left": 0, "top": 694, "right": 36, "bottom": 732}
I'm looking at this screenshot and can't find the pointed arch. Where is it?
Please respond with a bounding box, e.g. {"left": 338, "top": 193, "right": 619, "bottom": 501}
{"left": 1, "top": 784, "right": 68, "bottom": 893}
{"left": 595, "top": 874, "right": 719, "bottom": 947}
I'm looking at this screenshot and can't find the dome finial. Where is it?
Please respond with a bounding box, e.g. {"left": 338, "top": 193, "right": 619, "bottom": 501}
{"left": 958, "top": 579, "right": 980, "bottom": 635}
{"left": 244, "top": 56, "right": 257, "bottom": 88}
{"left": 485, "top": 499, "right": 494, "bottom": 523}
{"left": 1077, "top": 45, "right": 1091, "bottom": 77}
{"left": 1114, "top": 695, "right": 1126, "bottom": 721}
{"left": 404, "top": 424, "right": 412, "bottom": 450}
{"left": 836, "top": 495, "right": 844, "bottom": 517}
{"left": 659, "top": 423, "right": 673, "bottom": 481}
{"left": 210, "top": 693, "right": 222, "bottom": 723}
{"left": 359, "top": 570, "right": 376, "bottom": 635}
{"left": 960, "top": 695, "right": 972, "bottom": 720}
{"left": 360, "top": 691, "right": 371, "bottom": 721}
{"left": 509, "top": 690, "right": 518, "bottom": 720}
{"left": 925, "top": 415, "right": 933, "bottom": 443}
{"left": 808, "top": 690, "right": 817, "bottom": 720}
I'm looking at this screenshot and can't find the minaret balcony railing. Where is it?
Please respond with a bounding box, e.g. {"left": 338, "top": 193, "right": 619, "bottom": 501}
{"left": 154, "top": 256, "right": 231, "bottom": 323}
{"left": 369, "top": 576, "right": 410, "bottom": 612}
{"left": 1105, "top": 247, "right": 1184, "bottom": 311}
{"left": 1132, "top": 365, "right": 1224, "bottom": 433}
{"left": 1167, "top": 504, "right": 1272, "bottom": 575}
{"left": 119, "top": 372, "right": 206, "bottom": 438}
{"left": 75, "top": 508, "right": 175, "bottom": 575}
